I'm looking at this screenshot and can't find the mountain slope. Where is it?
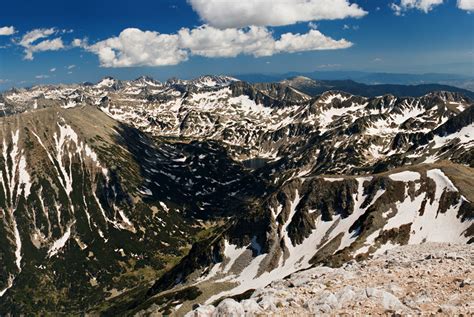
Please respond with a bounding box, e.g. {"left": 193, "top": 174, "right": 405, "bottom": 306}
{"left": 0, "top": 105, "right": 264, "bottom": 313}
{"left": 136, "top": 163, "right": 472, "bottom": 315}
{"left": 0, "top": 76, "right": 472, "bottom": 315}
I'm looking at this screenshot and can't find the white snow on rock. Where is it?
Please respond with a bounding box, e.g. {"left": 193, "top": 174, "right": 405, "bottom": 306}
{"left": 96, "top": 77, "right": 115, "bottom": 88}
{"left": 388, "top": 171, "right": 420, "bottom": 182}
{"left": 48, "top": 224, "right": 72, "bottom": 257}
{"left": 432, "top": 124, "right": 474, "bottom": 149}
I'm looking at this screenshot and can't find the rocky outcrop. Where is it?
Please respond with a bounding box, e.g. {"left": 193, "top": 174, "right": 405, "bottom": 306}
{"left": 184, "top": 243, "right": 474, "bottom": 316}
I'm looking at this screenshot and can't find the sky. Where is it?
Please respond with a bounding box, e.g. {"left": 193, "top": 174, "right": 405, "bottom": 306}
{"left": 0, "top": 0, "right": 473, "bottom": 89}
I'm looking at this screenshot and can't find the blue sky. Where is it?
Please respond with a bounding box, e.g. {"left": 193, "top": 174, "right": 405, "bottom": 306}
{"left": 0, "top": 0, "right": 473, "bottom": 89}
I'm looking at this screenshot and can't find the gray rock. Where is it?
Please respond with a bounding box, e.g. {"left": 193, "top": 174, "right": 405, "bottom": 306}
{"left": 289, "top": 275, "right": 310, "bottom": 287}
{"left": 365, "top": 287, "right": 406, "bottom": 311}
{"left": 336, "top": 286, "right": 356, "bottom": 307}
{"left": 250, "top": 288, "right": 275, "bottom": 299}
{"left": 445, "top": 252, "right": 467, "bottom": 261}
{"left": 438, "top": 304, "right": 461, "bottom": 314}
{"left": 215, "top": 299, "right": 244, "bottom": 317}
{"left": 322, "top": 291, "right": 339, "bottom": 307}
{"left": 304, "top": 301, "right": 333, "bottom": 314}
{"left": 365, "top": 287, "right": 379, "bottom": 298}
{"left": 385, "top": 283, "right": 403, "bottom": 296}
{"left": 184, "top": 305, "right": 216, "bottom": 317}
{"left": 258, "top": 295, "right": 277, "bottom": 311}
{"left": 460, "top": 278, "right": 472, "bottom": 287}
{"left": 382, "top": 292, "right": 406, "bottom": 311}
{"left": 240, "top": 299, "right": 262, "bottom": 315}
{"left": 414, "top": 294, "right": 432, "bottom": 304}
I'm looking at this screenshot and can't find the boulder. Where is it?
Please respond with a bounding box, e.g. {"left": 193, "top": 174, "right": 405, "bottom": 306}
{"left": 215, "top": 299, "right": 244, "bottom": 317}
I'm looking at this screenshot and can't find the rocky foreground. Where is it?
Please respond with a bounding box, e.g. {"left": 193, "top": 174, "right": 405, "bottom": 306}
{"left": 184, "top": 243, "right": 473, "bottom": 316}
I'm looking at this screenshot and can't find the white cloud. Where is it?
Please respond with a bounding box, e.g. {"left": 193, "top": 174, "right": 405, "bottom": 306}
{"left": 275, "top": 29, "right": 352, "bottom": 53}
{"left": 0, "top": 26, "right": 15, "bottom": 36}
{"left": 178, "top": 26, "right": 275, "bottom": 57}
{"left": 391, "top": 3, "right": 403, "bottom": 15}
{"left": 50, "top": 67, "right": 56, "bottom": 72}
{"left": 342, "top": 24, "right": 360, "bottom": 30}
{"left": 86, "top": 28, "right": 188, "bottom": 67}
{"left": 85, "top": 26, "right": 353, "bottom": 67}
{"left": 19, "top": 28, "right": 65, "bottom": 60}
{"left": 35, "top": 74, "right": 50, "bottom": 79}
{"left": 457, "top": 0, "right": 474, "bottom": 11}
{"left": 308, "top": 22, "right": 318, "bottom": 30}
{"left": 188, "top": 0, "right": 367, "bottom": 29}
{"left": 67, "top": 64, "right": 75, "bottom": 69}
{"left": 72, "top": 38, "right": 85, "bottom": 47}
{"left": 390, "top": 0, "right": 443, "bottom": 15}
{"left": 19, "top": 28, "right": 55, "bottom": 46}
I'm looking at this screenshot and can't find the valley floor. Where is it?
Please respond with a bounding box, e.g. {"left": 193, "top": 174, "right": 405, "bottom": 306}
{"left": 183, "top": 243, "right": 473, "bottom": 316}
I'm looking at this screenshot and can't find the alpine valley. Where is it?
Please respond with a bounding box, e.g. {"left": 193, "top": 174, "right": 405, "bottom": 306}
{"left": 0, "top": 75, "right": 472, "bottom": 315}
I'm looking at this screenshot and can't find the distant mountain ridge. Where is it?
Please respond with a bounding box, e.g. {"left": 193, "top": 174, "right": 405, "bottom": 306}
{"left": 278, "top": 76, "right": 474, "bottom": 99}
{"left": 234, "top": 71, "right": 474, "bottom": 94}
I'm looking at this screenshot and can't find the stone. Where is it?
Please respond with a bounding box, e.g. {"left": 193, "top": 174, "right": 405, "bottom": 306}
{"left": 289, "top": 275, "right": 310, "bottom": 287}
{"left": 365, "top": 287, "right": 406, "bottom": 311}
{"left": 438, "top": 304, "right": 460, "bottom": 314}
{"left": 304, "top": 301, "right": 332, "bottom": 314}
{"left": 311, "top": 291, "right": 339, "bottom": 309}
{"left": 460, "top": 279, "right": 472, "bottom": 287}
{"left": 381, "top": 292, "right": 406, "bottom": 311}
{"left": 215, "top": 299, "right": 244, "bottom": 317}
{"left": 258, "top": 295, "right": 277, "bottom": 311}
{"left": 184, "top": 305, "right": 216, "bottom": 317}
{"left": 335, "top": 286, "right": 356, "bottom": 308}
{"left": 240, "top": 299, "right": 262, "bottom": 315}
{"left": 445, "top": 252, "right": 466, "bottom": 261}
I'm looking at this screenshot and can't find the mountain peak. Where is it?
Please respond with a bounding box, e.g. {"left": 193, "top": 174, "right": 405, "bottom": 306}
{"left": 190, "top": 75, "right": 239, "bottom": 88}
{"left": 95, "top": 76, "right": 117, "bottom": 88}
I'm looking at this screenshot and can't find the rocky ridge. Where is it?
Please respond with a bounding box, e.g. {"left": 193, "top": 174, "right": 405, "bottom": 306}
{"left": 185, "top": 243, "right": 474, "bottom": 316}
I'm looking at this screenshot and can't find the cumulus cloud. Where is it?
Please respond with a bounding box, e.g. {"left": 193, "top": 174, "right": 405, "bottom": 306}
{"left": 457, "top": 0, "right": 474, "bottom": 11}
{"left": 391, "top": 0, "right": 443, "bottom": 15}
{"left": 35, "top": 74, "right": 50, "bottom": 79}
{"left": 18, "top": 28, "right": 65, "bottom": 60}
{"left": 275, "top": 30, "right": 352, "bottom": 53}
{"left": 188, "top": 0, "right": 367, "bottom": 29}
{"left": 72, "top": 38, "right": 86, "bottom": 47}
{"left": 84, "top": 26, "right": 352, "bottom": 67}
{"left": 86, "top": 28, "right": 188, "bottom": 67}
{"left": 0, "top": 26, "right": 15, "bottom": 36}
{"left": 178, "top": 26, "right": 275, "bottom": 57}
{"left": 50, "top": 67, "right": 56, "bottom": 72}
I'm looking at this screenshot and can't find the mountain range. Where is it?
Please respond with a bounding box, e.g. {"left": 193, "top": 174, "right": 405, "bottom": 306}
{"left": 0, "top": 75, "right": 472, "bottom": 314}
{"left": 234, "top": 71, "right": 474, "bottom": 92}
